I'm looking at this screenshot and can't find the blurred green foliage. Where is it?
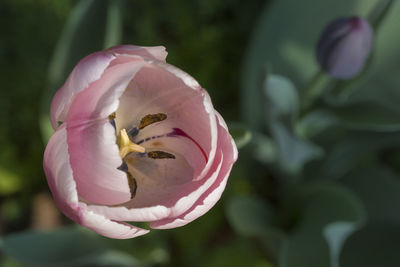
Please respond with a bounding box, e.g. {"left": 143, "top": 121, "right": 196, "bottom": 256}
{"left": 2, "top": 0, "right": 400, "bottom": 267}
{"left": 0, "top": 0, "right": 76, "bottom": 232}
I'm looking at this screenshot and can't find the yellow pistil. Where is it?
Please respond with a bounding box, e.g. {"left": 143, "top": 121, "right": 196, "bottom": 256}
{"left": 118, "top": 129, "right": 145, "bottom": 158}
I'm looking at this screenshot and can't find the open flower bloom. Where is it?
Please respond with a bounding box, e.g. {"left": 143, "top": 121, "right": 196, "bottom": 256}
{"left": 43, "top": 45, "right": 238, "bottom": 239}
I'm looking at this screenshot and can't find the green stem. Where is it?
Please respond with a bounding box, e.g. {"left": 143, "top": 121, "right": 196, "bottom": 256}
{"left": 300, "top": 70, "right": 327, "bottom": 112}
{"left": 368, "top": 0, "right": 395, "bottom": 30}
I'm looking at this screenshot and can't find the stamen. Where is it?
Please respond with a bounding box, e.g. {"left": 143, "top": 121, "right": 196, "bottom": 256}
{"left": 118, "top": 129, "right": 145, "bottom": 158}
{"left": 138, "top": 113, "right": 167, "bottom": 129}
{"left": 147, "top": 151, "right": 176, "bottom": 159}
{"left": 108, "top": 113, "right": 116, "bottom": 129}
{"left": 127, "top": 172, "right": 137, "bottom": 199}
{"left": 117, "top": 161, "right": 137, "bottom": 199}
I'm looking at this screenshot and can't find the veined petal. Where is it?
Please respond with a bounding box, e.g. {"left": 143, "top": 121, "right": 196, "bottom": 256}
{"left": 66, "top": 58, "right": 145, "bottom": 205}
{"left": 109, "top": 44, "right": 168, "bottom": 62}
{"left": 150, "top": 113, "right": 238, "bottom": 229}
{"left": 50, "top": 51, "right": 115, "bottom": 129}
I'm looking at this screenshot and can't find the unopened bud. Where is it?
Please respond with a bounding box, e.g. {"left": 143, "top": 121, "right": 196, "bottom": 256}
{"left": 316, "top": 16, "right": 373, "bottom": 79}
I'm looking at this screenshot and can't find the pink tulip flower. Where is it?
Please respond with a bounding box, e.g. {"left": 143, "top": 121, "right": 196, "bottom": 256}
{"left": 43, "top": 45, "right": 238, "bottom": 239}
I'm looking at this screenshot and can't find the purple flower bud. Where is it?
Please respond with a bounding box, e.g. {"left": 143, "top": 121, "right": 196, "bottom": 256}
{"left": 316, "top": 16, "right": 373, "bottom": 79}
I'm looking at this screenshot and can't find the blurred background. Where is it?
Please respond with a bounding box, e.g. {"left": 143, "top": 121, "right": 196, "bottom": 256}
{"left": 1, "top": 0, "right": 400, "bottom": 266}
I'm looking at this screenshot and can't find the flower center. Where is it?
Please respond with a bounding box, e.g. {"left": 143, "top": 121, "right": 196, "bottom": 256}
{"left": 111, "top": 112, "right": 176, "bottom": 199}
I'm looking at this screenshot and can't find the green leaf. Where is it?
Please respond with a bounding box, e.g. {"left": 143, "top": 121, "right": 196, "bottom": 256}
{"left": 252, "top": 133, "right": 277, "bottom": 164}
{"left": 342, "top": 165, "right": 400, "bottom": 223}
{"left": 264, "top": 74, "right": 299, "bottom": 120}
{"left": 295, "top": 109, "right": 339, "bottom": 139}
{"left": 226, "top": 195, "right": 276, "bottom": 237}
{"left": 334, "top": 148, "right": 400, "bottom": 267}
{"left": 279, "top": 183, "right": 365, "bottom": 267}
{"left": 272, "top": 122, "right": 323, "bottom": 175}
{"left": 40, "top": 0, "right": 123, "bottom": 142}
{"left": 341, "top": 222, "right": 400, "bottom": 267}
{"left": 0, "top": 226, "right": 144, "bottom": 267}
{"left": 228, "top": 122, "right": 253, "bottom": 150}
{"left": 316, "top": 132, "right": 400, "bottom": 180}
{"left": 330, "top": 101, "right": 400, "bottom": 132}
{"left": 323, "top": 222, "right": 360, "bottom": 267}
{"left": 226, "top": 195, "right": 285, "bottom": 260}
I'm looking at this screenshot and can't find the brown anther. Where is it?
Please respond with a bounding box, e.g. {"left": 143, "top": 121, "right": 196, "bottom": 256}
{"left": 127, "top": 172, "right": 137, "bottom": 199}
{"left": 108, "top": 112, "right": 116, "bottom": 120}
{"left": 138, "top": 113, "right": 167, "bottom": 129}
{"left": 147, "top": 151, "right": 176, "bottom": 159}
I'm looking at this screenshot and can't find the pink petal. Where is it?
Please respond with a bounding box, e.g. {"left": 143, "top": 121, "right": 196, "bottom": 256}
{"left": 66, "top": 58, "right": 145, "bottom": 205}
{"left": 43, "top": 124, "right": 80, "bottom": 221}
{"left": 50, "top": 51, "right": 116, "bottom": 129}
{"left": 109, "top": 44, "right": 168, "bottom": 62}
{"left": 43, "top": 125, "right": 148, "bottom": 239}
{"left": 87, "top": 204, "right": 171, "bottom": 222}
{"left": 150, "top": 113, "right": 238, "bottom": 229}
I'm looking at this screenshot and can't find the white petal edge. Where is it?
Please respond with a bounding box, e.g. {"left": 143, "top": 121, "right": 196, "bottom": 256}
{"left": 109, "top": 44, "right": 168, "bottom": 62}
{"left": 50, "top": 51, "right": 115, "bottom": 129}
